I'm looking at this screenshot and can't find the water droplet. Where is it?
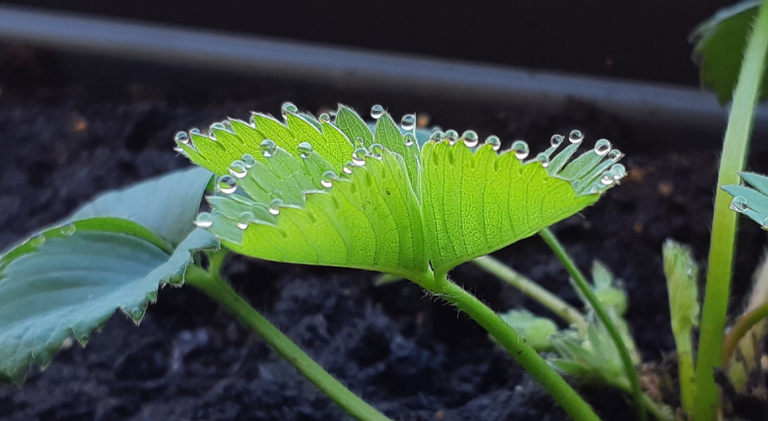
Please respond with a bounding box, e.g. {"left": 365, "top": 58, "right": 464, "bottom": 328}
{"left": 321, "top": 171, "right": 337, "bottom": 188}
{"left": 169, "top": 268, "right": 184, "bottom": 284}
{"left": 297, "top": 142, "right": 313, "bottom": 159}
{"left": 269, "top": 199, "right": 283, "bottom": 215}
{"left": 404, "top": 134, "right": 415, "bottom": 146}
{"left": 242, "top": 154, "right": 256, "bottom": 168}
{"left": 173, "top": 146, "right": 184, "bottom": 153}
{"left": 343, "top": 162, "right": 354, "bottom": 175}
{"left": 430, "top": 131, "right": 444, "bottom": 142}
{"left": 222, "top": 120, "right": 233, "bottom": 131}
{"left": 29, "top": 234, "right": 45, "bottom": 248}
{"left": 550, "top": 134, "right": 564, "bottom": 148}
{"left": 281, "top": 102, "right": 298, "bottom": 117}
{"left": 237, "top": 211, "right": 254, "bottom": 230}
{"left": 569, "top": 130, "right": 584, "bottom": 144}
{"left": 228, "top": 160, "right": 248, "bottom": 179}
{"left": 210, "top": 122, "right": 226, "bottom": 132}
{"left": 371, "top": 104, "right": 385, "bottom": 119}
{"left": 462, "top": 130, "right": 479, "bottom": 147}
{"left": 594, "top": 139, "right": 611, "bottom": 156}
{"left": 511, "top": 140, "right": 529, "bottom": 160}
{"left": 190, "top": 128, "right": 201, "bottom": 136}
{"left": 130, "top": 308, "right": 144, "bottom": 321}
{"left": 319, "top": 113, "right": 331, "bottom": 122}
{"left": 484, "top": 135, "right": 501, "bottom": 151}
{"left": 536, "top": 153, "right": 550, "bottom": 167}
{"left": 610, "top": 164, "right": 627, "bottom": 180}
{"left": 355, "top": 137, "right": 365, "bottom": 147}
{"left": 369, "top": 143, "right": 384, "bottom": 160}
{"left": 608, "top": 149, "right": 623, "bottom": 161}
{"left": 260, "top": 139, "right": 277, "bottom": 158}
{"left": 444, "top": 130, "right": 459, "bottom": 145}
{"left": 730, "top": 196, "right": 749, "bottom": 213}
{"left": 78, "top": 333, "right": 90, "bottom": 344}
{"left": 60, "top": 224, "right": 76, "bottom": 236}
{"left": 146, "top": 290, "right": 158, "bottom": 302}
{"left": 589, "top": 185, "right": 600, "bottom": 194}
{"left": 352, "top": 148, "right": 367, "bottom": 166}
{"left": 401, "top": 114, "right": 416, "bottom": 131}
{"left": 194, "top": 212, "right": 214, "bottom": 228}
{"left": 208, "top": 132, "right": 217, "bottom": 141}
{"left": 217, "top": 176, "right": 237, "bottom": 194}
{"left": 175, "top": 131, "right": 190, "bottom": 144}
{"left": 600, "top": 171, "right": 615, "bottom": 186}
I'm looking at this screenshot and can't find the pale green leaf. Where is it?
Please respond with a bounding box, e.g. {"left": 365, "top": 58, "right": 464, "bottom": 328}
{"left": 0, "top": 221, "right": 217, "bottom": 383}
{"left": 70, "top": 167, "right": 213, "bottom": 246}
{"left": 723, "top": 171, "right": 768, "bottom": 228}
{"left": 498, "top": 309, "right": 557, "bottom": 352}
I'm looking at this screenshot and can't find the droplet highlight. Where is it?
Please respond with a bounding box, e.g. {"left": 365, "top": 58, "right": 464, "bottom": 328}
{"left": 405, "top": 134, "right": 416, "bottom": 146}
{"left": 730, "top": 196, "right": 749, "bottom": 213}
{"left": 371, "top": 104, "right": 385, "bottom": 119}
{"left": 237, "top": 211, "right": 254, "bottom": 230}
{"left": 352, "top": 148, "right": 367, "bottom": 166}
{"left": 242, "top": 154, "right": 256, "bottom": 168}
{"left": 297, "top": 142, "right": 313, "bottom": 159}
{"left": 461, "top": 130, "right": 479, "bottom": 147}
{"left": 260, "top": 139, "right": 277, "bottom": 158}
{"left": 569, "top": 130, "right": 584, "bottom": 144}
{"left": 321, "top": 171, "right": 337, "bottom": 188}
{"left": 269, "top": 199, "right": 283, "bottom": 216}
{"left": 594, "top": 139, "right": 612, "bottom": 157}
{"left": 60, "top": 224, "right": 76, "bottom": 236}
{"left": 511, "top": 141, "right": 529, "bottom": 160}
{"left": 281, "top": 102, "right": 298, "bottom": 117}
{"left": 401, "top": 114, "right": 416, "bottom": 131}
{"left": 228, "top": 160, "right": 248, "bottom": 179}
{"left": 194, "top": 212, "right": 214, "bottom": 228}
{"left": 217, "top": 176, "right": 238, "bottom": 194}
{"left": 484, "top": 135, "right": 501, "bottom": 151}
{"left": 550, "top": 134, "right": 564, "bottom": 148}
{"left": 175, "top": 131, "right": 190, "bottom": 144}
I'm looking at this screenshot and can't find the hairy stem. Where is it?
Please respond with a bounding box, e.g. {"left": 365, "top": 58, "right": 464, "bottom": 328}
{"left": 431, "top": 275, "right": 603, "bottom": 421}
{"left": 472, "top": 255, "right": 587, "bottom": 329}
{"left": 693, "top": 4, "right": 768, "bottom": 420}
{"left": 722, "top": 299, "right": 768, "bottom": 367}
{"left": 184, "top": 265, "right": 391, "bottom": 421}
{"left": 539, "top": 228, "right": 645, "bottom": 421}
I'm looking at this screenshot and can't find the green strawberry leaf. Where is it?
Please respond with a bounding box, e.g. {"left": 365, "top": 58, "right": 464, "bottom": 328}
{"left": 178, "top": 104, "right": 625, "bottom": 286}
{"left": 690, "top": 1, "right": 765, "bottom": 104}
{"left": 0, "top": 168, "right": 216, "bottom": 383}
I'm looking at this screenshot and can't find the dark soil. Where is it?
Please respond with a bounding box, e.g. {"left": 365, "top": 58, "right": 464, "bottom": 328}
{"left": 1, "top": 64, "right": 768, "bottom": 421}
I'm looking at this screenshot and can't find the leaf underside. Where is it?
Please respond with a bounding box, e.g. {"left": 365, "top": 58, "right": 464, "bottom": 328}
{"left": 690, "top": 0, "right": 766, "bottom": 104}
{"left": 0, "top": 168, "right": 216, "bottom": 383}
{"left": 178, "top": 104, "right": 623, "bottom": 282}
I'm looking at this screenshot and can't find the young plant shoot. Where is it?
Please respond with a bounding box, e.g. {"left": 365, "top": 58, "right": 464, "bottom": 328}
{"left": 174, "top": 103, "right": 627, "bottom": 421}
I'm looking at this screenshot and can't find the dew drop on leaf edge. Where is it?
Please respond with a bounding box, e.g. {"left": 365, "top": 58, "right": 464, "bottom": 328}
{"left": 371, "top": 104, "right": 385, "bottom": 119}
{"left": 217, "top": 176, "right": 238, "bottom": 194}
{"left": 281, "top": 102, "right": 298, "bottom": 117}
{"left": 237, "top": 211, "right": 254, "bottom": 230}
{"left": 352, "top": 148, "right": 367, "bottom": 166}
{"left": 194, "top": 212, "right": 214, "bottom": 228}
{"left": 369, "top": 143, "right": 384, "bottom": 160}
{"left": 511, "top": 140, "right": 529, "bottom": 160}
{"left": 730, "top": 196, "right": 748, "bottom": 213}
{"left": 297, "top": 142, "right": 313, "bottom": 159}
{"left": 550, "top": 134, "right": 564, "bottom": 148}
{"left": 242, "top": 154, "right": 256, "bottom": 168}
{"left": 269, "top": 198, "right": 283, "bottom": 215}
{"left": 321, "top": 171, "right": 337, "bottom": 188}
{"left": 175, "top": 131, "right": 190, "bottom": 144}
{"left": 444, "top": 129, "right": 459, "bottom": 145}
{"left": 260, "top": 139, "right": 277, "bottom": 158}
{"left": 462, "top": 130, "right": 479, "bottom": 147}
{"left": 594, "top": 139, "right": 612, "bottom": 157}
{"left": 228, "top": 160, "right": 248, "bottom": 179}
{"left": 569, "top": 130, "right": 584, "bottom": 143}
{"left": 484, "top": 135, "right": 501, "bottom": 151}
{"left": 401, "top": 114, "right": 416, "bottom": 131}
{"left": 60, "top": 224, "right": 76, "bottom": 236}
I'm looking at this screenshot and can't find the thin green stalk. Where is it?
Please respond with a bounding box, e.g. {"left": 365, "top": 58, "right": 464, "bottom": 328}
{"left": 722, "top": 299, "right": 768, "bottom": 367}
{"left": 184, "top": 265, "right": 391, "bottom": 421}
{"left": 694, "top": 4, "right": 768, "bottom": 420}
{"left": 473, "top": 255, "right": 587, "bottom": 329}
{"left": 676, "top": 333, "right": 696, "bottom": 417}
{"left": 539, "top": 227, "right": 645, "bottom": 421}
{"left": 430, "top": 275, "right": 603, "bottom": 421}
